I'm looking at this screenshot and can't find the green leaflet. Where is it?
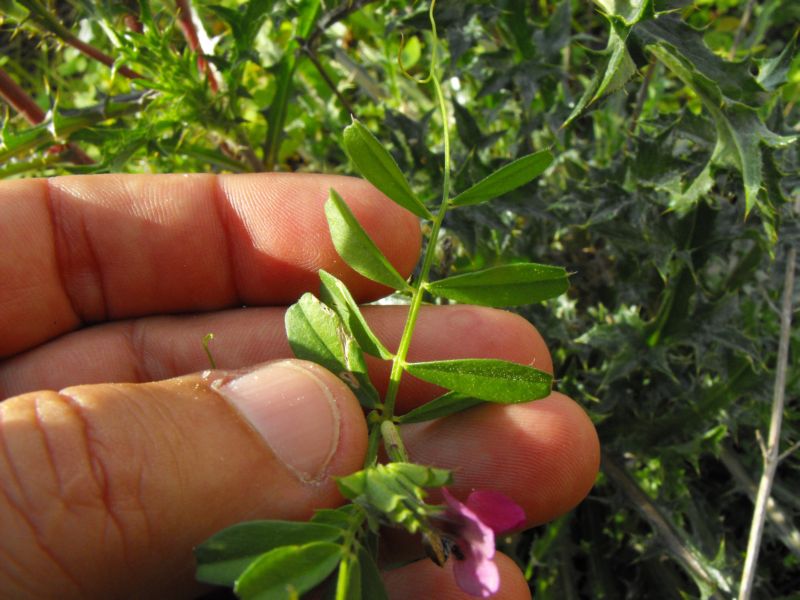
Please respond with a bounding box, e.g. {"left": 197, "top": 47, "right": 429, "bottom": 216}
{"left": 234, "top": 542, "right": 342, "bottom": 600}
{"left": 325, "top": 189, "right": 412, "bottom": 291}
{"left": 426, "top": 263, "right": 569, "bottom": 306}
{"left": 285, "top": 293, "right": 380, "bottom": 409}
{"left": 405, "top": 358, "right": 553, "bottom": 403}
{"left": 194, "top": 521, "right": 342, "bottom": 586}
{"left": 397, "top": 391, "right": 485, "bottom": 424}
{"left": 343, "top": 118, "right": 432, "bottom": 219}
{"left": 449, "top": 150, "right": 553, "bottom": 207}
{"left": 358, "top": 544, "right": 388, "bottom": 600}
{"left": 319, "top": 269, "right": 393, "bottom": 359}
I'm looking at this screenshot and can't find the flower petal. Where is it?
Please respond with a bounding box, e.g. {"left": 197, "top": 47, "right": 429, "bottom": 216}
{"left": 466, "top": 490, "right": 526, "bottom": 534}
{"left": 453, "top": 552, "right": 500, "bottom": 598}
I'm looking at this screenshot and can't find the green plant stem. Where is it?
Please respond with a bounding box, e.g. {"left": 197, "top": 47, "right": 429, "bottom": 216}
{"left": 382, "top": 73, "right": 451, "bottom": 420}
{"left": 380, "top": 420, "right": 409, "bottom": 462}
{"left": 363, "top": 421, "right": 381, "bottom": 467}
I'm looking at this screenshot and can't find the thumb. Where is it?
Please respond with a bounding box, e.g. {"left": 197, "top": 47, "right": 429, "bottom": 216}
{"left": 0, "top": 359, "right": 367, "bottom": 599}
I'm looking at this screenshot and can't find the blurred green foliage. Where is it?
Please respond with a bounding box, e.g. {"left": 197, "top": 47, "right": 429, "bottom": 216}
{"left": 1, "top": 0, "right": 798, "bottom": 597}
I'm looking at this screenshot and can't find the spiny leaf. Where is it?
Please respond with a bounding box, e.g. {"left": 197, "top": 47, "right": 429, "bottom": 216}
{"left": 649, "top": 43, "right": 796, "bottom": 225}
{"left": 426, "top": 263, "right": 569, "bottom": 306}
{"left": 342, "top": 117, "right": 432, "bottom": 219}
{"left": 756, "top": 30, "right": 798, "bottom": 92}
{"left": 594, "top": 0, "right": 655, "bottom": 27}
{"left": 563, "top": 29, "right": 636, "bottom": 127}
{"left": 325, "top": 188, "right": 412, "bottom": 291}
{"left": 405, "top": 358, "right": 553, "bottom": 403}
{"left": 634, "top": 15, "right": 768, "bottom": 106}
{"left": 449, "top": 150, "right": 554, "bottom": 207}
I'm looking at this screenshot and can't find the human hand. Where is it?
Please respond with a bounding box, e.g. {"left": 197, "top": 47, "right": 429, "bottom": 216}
{"left": 0, "top": 173, "right": 599, "bottom": 599}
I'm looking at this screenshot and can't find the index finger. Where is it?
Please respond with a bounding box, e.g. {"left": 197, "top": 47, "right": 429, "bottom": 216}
{"left": 0, "top": 173, "right": 421, "bottom": 357}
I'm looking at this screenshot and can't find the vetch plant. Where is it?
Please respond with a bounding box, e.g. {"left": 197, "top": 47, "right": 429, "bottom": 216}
{"left": 194, "top": 3, "right": 567, "bottom": 598}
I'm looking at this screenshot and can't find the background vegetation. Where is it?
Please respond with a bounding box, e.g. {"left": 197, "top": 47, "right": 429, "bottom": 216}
{"left": 1, "top": 0, "right": 797, "bottom": 597}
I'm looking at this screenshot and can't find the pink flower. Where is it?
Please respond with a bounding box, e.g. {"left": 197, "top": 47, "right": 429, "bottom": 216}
{"left": 440, "top": 488, "right": 526, "bottom": 598}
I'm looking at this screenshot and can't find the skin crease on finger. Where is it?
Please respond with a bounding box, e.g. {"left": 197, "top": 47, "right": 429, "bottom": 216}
{"left": 0, "top": 173, "right": 421, "bottom": 358}
{"left": 0, "top": 304, "right": 550, "bottom": 403}
{"left": 0, "top": 363, "right": 368, "bottom": 598}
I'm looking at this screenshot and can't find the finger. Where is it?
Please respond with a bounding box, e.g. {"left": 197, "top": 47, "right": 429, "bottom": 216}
{"left": 383, "top": 553, "right": 531, "bottom": 599}
{"left": 0, "top": 360, "right": 367, "bottom": 598}
{"left": 0, "top": 174, "right": 421, "bottom": 357}
{"left": 402, "top": 392, "right": 600, "bottom": 527}
{"left": 1, "top": 305, "right": 550, "bottom": 406}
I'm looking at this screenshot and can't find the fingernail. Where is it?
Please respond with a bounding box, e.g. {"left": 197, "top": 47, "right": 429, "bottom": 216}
{"left": 215, "top": 361, "right": 340, "bottom": 483}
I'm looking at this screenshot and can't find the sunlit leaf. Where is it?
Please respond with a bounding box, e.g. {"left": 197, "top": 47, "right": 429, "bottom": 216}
{"left": 450, "top": 150, "right": 553, "bottom": 207}
{"left": 405, "top": 359, "right": 552, "bottom": 403}
{"left": 235, "top": 542, "right": 342, "bottom": 600}
{"left": 343, "top": 118, "right": 432, "bottom": 219}
{"left": 325, "top": 188, "right": 412, "bottom": 291}
{"left": 563, "top": 21, "right": 637, "bottom": 127}
{"left": 286, "top": 293, "right": 380, "bottom": 408}
{"left": 634, "top": 15, "right": 768, "bottom": 106}
{"left": 648, "top": 43, "right": 796, "bottom": 225}
{"left": 319, "top": 269, "right": 393, "bottom": 359}
{"left": 426, "top": 263, "right": 569, "bottom": 306}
